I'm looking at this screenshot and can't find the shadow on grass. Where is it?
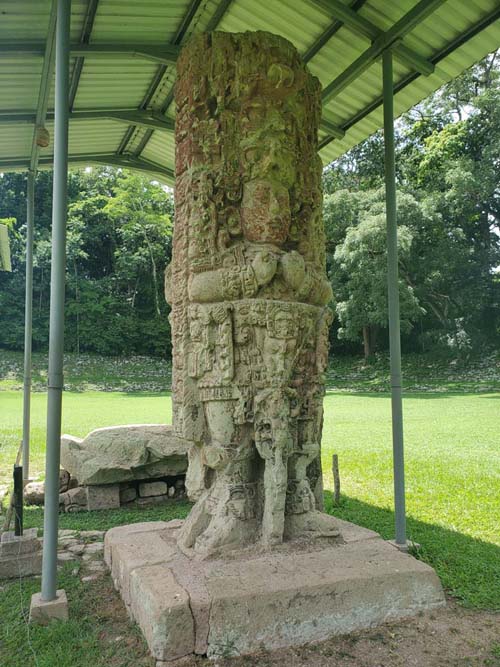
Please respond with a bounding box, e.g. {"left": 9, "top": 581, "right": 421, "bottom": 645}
{"left": 323, "top": 491, "right": 500, "bottom": 611}
{"left": 325, "top": 390, "right": 499, "bottom": 399}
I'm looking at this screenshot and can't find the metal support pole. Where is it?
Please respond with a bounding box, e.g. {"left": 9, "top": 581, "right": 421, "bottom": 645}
{"left": 41, "top": 0, "right": 71, "bottom": 602}
{"left": 22, "top": 170, "right": 35, "bottom": 483}
{"left": 382, "top": 48, "right": 407, "bottom": 546}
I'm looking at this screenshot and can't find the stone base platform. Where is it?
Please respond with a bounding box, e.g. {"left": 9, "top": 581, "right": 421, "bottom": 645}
{"left": 104, "top": 520, "right": 445, "bottom": 662}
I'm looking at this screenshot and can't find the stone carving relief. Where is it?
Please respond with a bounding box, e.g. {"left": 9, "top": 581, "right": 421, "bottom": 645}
{"left": 166, "top": 31, "right": 340, "bottom": 557}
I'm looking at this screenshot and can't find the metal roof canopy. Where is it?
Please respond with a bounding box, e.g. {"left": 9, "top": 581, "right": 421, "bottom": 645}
{"left": 0, "top": 0, "right": 499, "bottom": 184}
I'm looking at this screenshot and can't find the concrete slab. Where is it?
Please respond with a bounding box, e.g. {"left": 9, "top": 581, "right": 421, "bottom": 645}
{"left": 29, "top": 589, "right": 69, "bottom": 624}
{"left": 105, "top": 519, "right": 445, "bottom": 662}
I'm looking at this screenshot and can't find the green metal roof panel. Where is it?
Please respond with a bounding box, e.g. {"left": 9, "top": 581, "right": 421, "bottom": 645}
{"left": 0, "top": 0, "right": 498, "bottom": 180}
{"left": 72, "top": 59, "right": 160, "bottom": 108}
{"left": 0, "top": 125, "right": 32, "bottom": 159}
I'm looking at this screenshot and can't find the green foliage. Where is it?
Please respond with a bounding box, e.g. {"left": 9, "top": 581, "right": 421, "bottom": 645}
{"left": 331, "top": 190, "right": 423, "bottom": 349}
{"left": 0, "top": 168, "right": 173, "bottom": 356}
{"left": 324, "top": 51, "right": 500, "bottom": 356}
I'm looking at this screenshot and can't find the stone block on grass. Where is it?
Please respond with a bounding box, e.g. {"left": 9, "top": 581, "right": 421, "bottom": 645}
{"left": 86, "top": 484, "right": 120, "bottom": 510}
{"left": 139, "top": 481, "right": 167, "bottom": 498}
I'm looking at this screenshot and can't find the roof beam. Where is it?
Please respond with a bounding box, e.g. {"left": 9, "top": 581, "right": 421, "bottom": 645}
{"left": 311, "top": 0, "right": 436, "bottom": 76}
{"left": 69, "top": 0, "right": 100, "bottom": 110}
{"left": 320, "top": 118, "right": 345, "bottom": 139}
{"left": 116, "top": 0, "right": 204, "bottom": 156}
{"left": 29, "top": 0, "right": 58, "bottom": 172}
{"left": 318, "top": 4, "right": 500, "bottom": 152}
{"left": 0, "top": 154, "right": 175, "bottom": 182}
{"left": 304, "top": 0, "right": 368, "bottom": 63}
{"left": 0, "top": 109, "right": 174, "bottom": 132}
{"left": 71, "top": 43, "right": 180, "bottom": 65}
{"left": 130, "top": 0, "right": 234, "bottom": 159}
{"left": 0, "top": 42, "right": 180, "bottom": 65}
{"left": 322, "top": 0, "right": 446, "bottom": 104}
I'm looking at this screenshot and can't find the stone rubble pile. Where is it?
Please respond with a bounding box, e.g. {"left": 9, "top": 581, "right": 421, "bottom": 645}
{"left": 56, "top": 529, "right": 108, "bottom": 583}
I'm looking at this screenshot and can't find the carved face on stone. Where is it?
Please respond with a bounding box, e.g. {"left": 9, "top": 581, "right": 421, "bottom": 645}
{"left": 273, "top": 311, "right": 295, "bottom": 339}
{"left": 241, "top": 179, "right": 291, "bottom": 245}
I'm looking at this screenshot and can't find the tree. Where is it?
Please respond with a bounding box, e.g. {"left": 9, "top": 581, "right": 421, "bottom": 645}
{"left": 0, "top": 168, "right": 175, "bottom": 357}
{"left": 332, "top": 191, "right": 423, "bottom": 357}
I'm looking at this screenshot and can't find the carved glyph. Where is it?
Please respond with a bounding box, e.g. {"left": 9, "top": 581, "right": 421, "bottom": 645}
{"left": 167, "top": 31, "right": 340, "bottom": 557}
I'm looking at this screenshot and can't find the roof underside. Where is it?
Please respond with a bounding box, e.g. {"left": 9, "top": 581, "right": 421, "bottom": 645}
{"left": 0, "top": 0, "right": 499, "bottom": 185}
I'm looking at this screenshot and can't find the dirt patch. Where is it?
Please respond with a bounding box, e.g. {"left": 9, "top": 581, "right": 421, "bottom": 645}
{"left": 177, "top": 598, "right": 499, "bottom": 667}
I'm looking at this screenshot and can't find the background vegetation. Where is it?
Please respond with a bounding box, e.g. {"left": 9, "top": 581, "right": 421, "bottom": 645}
{"left": 0, "top": 53, "right": 498, "bottom": 359}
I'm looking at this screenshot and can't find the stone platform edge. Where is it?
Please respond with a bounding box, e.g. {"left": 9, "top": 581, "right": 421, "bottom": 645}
{"left": 104, "top": 519, "right": 445, "bottom": 661}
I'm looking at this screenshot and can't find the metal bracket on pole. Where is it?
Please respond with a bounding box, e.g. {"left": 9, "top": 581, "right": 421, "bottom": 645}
{"left": 382, "top": 48, "right": 407, "bottom": 547}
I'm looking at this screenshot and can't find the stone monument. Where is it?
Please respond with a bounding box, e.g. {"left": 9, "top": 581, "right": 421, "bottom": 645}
{"left": 106, "top": 31, "right": 445, "bottom": 663}
{"left": 168, "top": 29, "right": 339, "bottom": 558}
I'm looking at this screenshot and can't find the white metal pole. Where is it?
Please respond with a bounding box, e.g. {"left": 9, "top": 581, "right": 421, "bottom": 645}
{"left": 41, "top": 0, "right": 71, "bottom": 602}
{"left": 382, "top": 48, "right": 407, "bottom": 547}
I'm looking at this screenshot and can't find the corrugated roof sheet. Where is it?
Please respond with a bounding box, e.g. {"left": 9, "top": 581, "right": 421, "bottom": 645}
{"left": 0, "top": 0, "right": 498, "bottom": 185}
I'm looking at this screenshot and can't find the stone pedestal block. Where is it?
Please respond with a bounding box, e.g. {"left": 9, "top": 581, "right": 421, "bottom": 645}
{"left": 86, "top": 484, "right": 120, "bottom": 510}
{"left": 105, "top": 520, "right": 445, "bottom": 662}
{"left": 0, "top": 528, "right": 42, "bottom": 579}
{"left": 29, "top": 589, "right": 69, "bottom": 624}
{"left": 139, "top": 481, "right": 167, "bottom": 498}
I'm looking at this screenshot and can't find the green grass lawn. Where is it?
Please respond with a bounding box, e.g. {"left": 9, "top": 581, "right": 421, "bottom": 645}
{"left": 1, "top": 387, "right": 499, "bottom": 611}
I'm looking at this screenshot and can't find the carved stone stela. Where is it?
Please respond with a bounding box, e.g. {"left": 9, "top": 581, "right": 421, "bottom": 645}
{"left": 167, "top": 31, "right": 340, "bottom": 557}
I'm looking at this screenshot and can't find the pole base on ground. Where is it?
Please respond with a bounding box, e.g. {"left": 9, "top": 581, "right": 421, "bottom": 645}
{"left": 29, "top": 589, "right": 69, "bottom": 624}
{"left": 388, "top": 539, "right": 420, "bottom": 553}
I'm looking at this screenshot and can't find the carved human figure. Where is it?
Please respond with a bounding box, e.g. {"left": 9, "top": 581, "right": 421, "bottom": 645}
{"left": 168, "top": 31, "right": 340, "bottom": 557}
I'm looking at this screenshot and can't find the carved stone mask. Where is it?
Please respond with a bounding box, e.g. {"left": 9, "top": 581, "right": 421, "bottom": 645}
{"left": 241, "top": 179, "right": 291, "bottom": 245}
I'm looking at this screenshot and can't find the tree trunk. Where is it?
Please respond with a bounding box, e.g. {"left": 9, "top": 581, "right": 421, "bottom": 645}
{"left": 362, "top": 326, "right": 371, "bottom": 359}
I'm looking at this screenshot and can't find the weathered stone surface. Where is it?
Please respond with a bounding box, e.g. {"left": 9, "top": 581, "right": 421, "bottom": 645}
{"left": 169, "top": 31, "right": 338, "bottom": 557}
{"left": 61, "top": 425, "right": 189, "bottom": 486}
{"left": 104, "top": 521, "right": 175, "bottom": 567}
{"left": 139, "top": 481, "right": 168, "bottom": 498}
{"left": 86, "top": 484, "right": 120, "bottom": 510}
{"left": 106, "top": 520, "right": 445, "bottom": 660}
{"left": 0, "top": 551, "right": 43, "bottom": 578}
{"left": 60, "top": 486, "right": 87, "bottom": 512}
{"left": 0, "top": 528, "right": 41, "bottom": 557}
{"left": 0, "top": 529, "right": 42, "bottom": 579}
{"left": 120, "top": 486, "right": 137, "bottom": 504}
{"left": 24, "top": 481, "right": 45, "bottom": 505}
{"left": 130, "top": 564, "right": 195, "bottom": 661}
{"left": 29, "top": 589, "right": 68, "bottom": 624}
{"left": 24, "top": 470, "right": 71, "bottom": 505}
